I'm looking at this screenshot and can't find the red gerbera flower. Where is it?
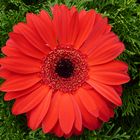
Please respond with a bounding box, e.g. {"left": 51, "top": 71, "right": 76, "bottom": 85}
{"left": 0, "top": 4, "right": 130, "bottom": 138}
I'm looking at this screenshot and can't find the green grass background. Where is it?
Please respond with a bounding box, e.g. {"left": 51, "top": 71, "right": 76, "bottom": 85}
{"left": 0, "top": 0, "right": 140, "bottom": 139}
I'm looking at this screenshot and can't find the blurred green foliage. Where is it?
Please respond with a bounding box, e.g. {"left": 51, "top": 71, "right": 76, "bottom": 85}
{"left": 0, "top": 0, "right": 140, "bottom": 139}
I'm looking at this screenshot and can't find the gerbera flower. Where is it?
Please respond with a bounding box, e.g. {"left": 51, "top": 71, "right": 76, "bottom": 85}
{"left": 0, "top": 4, "right": 130, "bottom": 138}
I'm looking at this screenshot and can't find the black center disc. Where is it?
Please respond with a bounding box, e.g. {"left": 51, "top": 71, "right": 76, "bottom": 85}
{"left": 55, "top": 58, "right": 74, "bottom": 78}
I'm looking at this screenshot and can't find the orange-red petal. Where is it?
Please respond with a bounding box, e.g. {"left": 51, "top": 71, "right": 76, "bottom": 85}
{"left": 52, "top": 5, "right": 71, "bottom": 45}
{"left": 9, "top": 32, "right": 45, "bottom": 59}
{"left": 52, "top": 122, "right": 64, "bottom": 137}
{"left": 88, "top": 42, "right": 125, "bottom": 66}
{"left": 0, "top": 67, "right": 15, "bottom": 79}
{"left": 59, "top": 92, "right": 75, "bottom": 134}
{"left": 74, "top": 10, "right": 96, "bottom": 49}
{"left": 70, "top": 95, "right": 82, "bottom": 132}
{"left": 80, "top": 14, "right": 112, "bottom": 54}
{"left": 87, "top": 79, "right": 122, "bottom": 106}
{"left": 0, "top": 74, "right": 41, "bottom": 92}
{"left": 4, "top": 82, "right": 41, "bottom": 101}
{"left": 2, "top": 45, "right": 21, "bottom": 57}
{"left": 89, "top": 60, "right": 128, "bottom": 72}
{"left": 89, "top": 60, "right": 130, "bottom": 85}
{"left": 13, "top": 22, "right": 51, "bottom": 53}
{"left": 28, "top": 89, "right": 52, "bottom": 130}
{"left": 74, "top": 93, "right": 101, "bottom": 130}
{"left": 0, "top": 56, "right": 41, "bottom": 74}
{"left": 86, "top": 88, "right": 114, "bottom": 121}
{"left": 67, "top": 11, "right": 79, "bottom": 45}
{"left": 89, "top": 71, "right": 130, "bottom": 85}
{"left": 12, "top": 85, "right": 49, "bottom": 115}
{"left": 28, "top": 12, "right": 57, "bottom": 49}
{"left": 42, "top": 92, "right": 60, "bottom": 133}
{"left": 76, "top": 88, "right": 99, "bottom": 117}
{"left": 113, "top": 85, "right": 123, "bottom": 96}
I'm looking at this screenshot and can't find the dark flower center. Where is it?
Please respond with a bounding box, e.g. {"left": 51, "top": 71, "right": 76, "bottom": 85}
{"left": 55, "top": 58, "right": 74, "bottom": 78}
{"left": 41, "top": 47, "right": 88, "bottom": 93}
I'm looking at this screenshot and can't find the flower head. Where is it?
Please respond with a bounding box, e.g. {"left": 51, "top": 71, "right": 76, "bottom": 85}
{"left": 0, "top": 4, "right": 130, "bottom": 138}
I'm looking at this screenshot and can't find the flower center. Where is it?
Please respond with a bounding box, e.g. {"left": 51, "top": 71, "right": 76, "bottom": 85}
{"left": 55, "top": 58, "right": 74, "bottom": 78}
{"left": 41, "top": 47, "right": 88, "bottom": 93}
